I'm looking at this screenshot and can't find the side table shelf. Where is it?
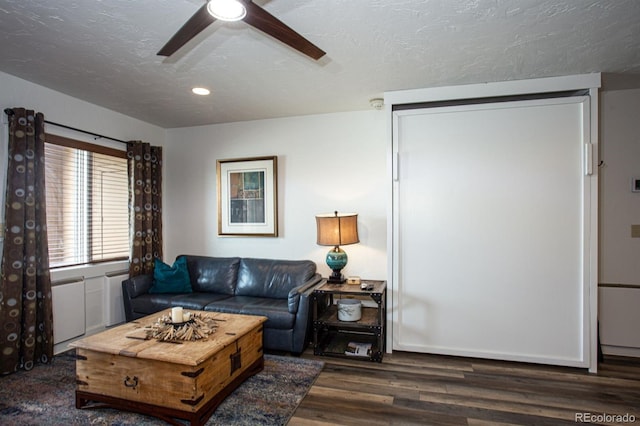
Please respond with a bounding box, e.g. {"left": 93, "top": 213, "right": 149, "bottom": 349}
{"left": 311, "top": 280, "right": 386, "bottom": 362}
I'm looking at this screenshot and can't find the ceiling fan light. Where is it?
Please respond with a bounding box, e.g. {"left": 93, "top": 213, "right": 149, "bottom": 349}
{"left": 207, "top": 0, "right": 246, "bottom": 22}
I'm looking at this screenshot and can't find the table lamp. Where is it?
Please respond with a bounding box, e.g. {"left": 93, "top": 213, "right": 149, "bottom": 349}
{"left": 316, "top": 211, "right": 359, "bottom": 283}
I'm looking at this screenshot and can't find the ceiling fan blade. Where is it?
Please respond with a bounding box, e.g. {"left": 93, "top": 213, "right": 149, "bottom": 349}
{"left": 241, "top": 1, "right": 326, "bottom": 60}
{"left": 157, "top": 3, "right": 216, "bottom": 57}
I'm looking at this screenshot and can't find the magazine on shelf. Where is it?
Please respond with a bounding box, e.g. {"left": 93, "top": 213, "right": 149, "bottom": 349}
{"left": 345, "top": 341, "right": 372, "bottom": 357}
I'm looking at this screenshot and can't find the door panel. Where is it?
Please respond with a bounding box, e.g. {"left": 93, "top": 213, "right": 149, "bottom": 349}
{"left": 392, "top": 97, "right": 590, "bottom": 366}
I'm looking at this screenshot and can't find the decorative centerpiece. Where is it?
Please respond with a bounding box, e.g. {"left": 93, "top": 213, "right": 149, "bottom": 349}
{"left": 145, "top": 310, "right": 219, "bottom": 342}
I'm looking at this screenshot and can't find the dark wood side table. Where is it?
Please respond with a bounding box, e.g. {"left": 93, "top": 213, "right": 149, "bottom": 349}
{"left": 312, "top": 279, "right": 386, "bottom": 362}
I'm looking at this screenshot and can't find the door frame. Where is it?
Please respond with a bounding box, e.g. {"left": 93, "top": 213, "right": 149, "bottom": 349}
{"left": 384, "top": 74, "right": 601, "bottom": 372}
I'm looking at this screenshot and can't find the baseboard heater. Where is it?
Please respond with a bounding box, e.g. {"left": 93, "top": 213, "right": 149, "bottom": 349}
{"left": 52, "top": 277, "right": 85, "bottom": 344}
{"left": 599, "top": 284, "right": 640, "bottom": 356}
{"left": 104, "top": 270, "right": 129, "bottom": 326}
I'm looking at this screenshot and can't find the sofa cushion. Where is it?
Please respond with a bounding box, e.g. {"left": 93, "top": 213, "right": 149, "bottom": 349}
{"left": 169, "top": 292, "right": 232, "bottom": 311}
{"left": 129, "top": 293, "right": 176, "bottom": 315}
{"left": 235, "top": 258, "right": 316, "bottom": 299}
{"left": 183, "top": 255, "right": 240, "bottom": 295}
{"left": 204, "top": 296, "right": 295, "bottom": 329}
{"left": 150, "top": 256, "right": 192, "bottom": 294}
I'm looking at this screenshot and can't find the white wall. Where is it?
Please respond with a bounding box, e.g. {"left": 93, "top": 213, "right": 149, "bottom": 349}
{"left": 164, "top": 110, "right": 387, "bottom": 280}
{"left": 600, "top": 88, "right": 640, "bottom": 286}
{"left": 598, "top": 88, "right": 640, "bottom": 357}
{"left": 0, "top": 72, "right": 164, "bottom": 146}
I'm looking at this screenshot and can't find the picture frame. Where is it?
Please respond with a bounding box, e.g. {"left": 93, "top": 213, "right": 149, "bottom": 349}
{"left": 633, "top": 177, "right": 640, "bottom": 193}
{"left": 217, "top": 156, "right": 278, "bottom": 236}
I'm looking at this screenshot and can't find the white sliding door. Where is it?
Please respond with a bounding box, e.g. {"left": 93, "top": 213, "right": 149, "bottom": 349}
{"left": 392, "top": 96, "right": 595, "bottom": 368}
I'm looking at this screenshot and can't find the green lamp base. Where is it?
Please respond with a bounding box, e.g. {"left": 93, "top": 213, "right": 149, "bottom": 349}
{"left": 326, "top": 246, "right": 347, "bottom": 283}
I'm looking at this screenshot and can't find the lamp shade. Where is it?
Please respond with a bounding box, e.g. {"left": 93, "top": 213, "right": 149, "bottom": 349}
{"left": 316, "top": 212, "right": 359, "bottom": 247}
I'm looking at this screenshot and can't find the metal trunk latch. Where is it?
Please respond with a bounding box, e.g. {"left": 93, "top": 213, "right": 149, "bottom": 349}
{"left": 124, "top": 375, "right": 139, "bottom": 389}
{"left": 230, "top": 344, "right": 242, "bottom": 375}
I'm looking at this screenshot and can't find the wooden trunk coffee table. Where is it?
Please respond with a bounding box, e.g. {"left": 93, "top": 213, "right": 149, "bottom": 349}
{"left": 69, "top": 309, "right": 267, "bottom": 426}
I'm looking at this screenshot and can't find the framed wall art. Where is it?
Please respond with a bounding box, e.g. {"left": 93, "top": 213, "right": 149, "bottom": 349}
{"left": 217, "top": 156, "right": 278, "bottom": 237}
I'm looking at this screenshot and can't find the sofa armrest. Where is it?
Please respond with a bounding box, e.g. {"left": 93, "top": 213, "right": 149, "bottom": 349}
{"left": 121, "top": 274, "right": 153, "bottom": 322}
{"left": 288, "top": 273, "right": 323, "bottom": 314}
{"left": 289, "top": 273, "right": 323, "bottom": 354}
{"left": 122, "top": 274, "right": 153, "bottom": 299}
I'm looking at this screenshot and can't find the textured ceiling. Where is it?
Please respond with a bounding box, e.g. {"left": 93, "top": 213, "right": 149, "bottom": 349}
{"left": 0, "top": 0, "right": 639, "bottom": 128}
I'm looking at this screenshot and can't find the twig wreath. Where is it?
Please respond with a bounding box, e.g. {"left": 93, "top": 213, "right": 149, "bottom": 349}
{"left": 145, "top": 312, "right": 219, "bottom": 342}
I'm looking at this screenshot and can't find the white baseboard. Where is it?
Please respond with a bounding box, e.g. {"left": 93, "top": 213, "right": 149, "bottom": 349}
{"left": 602, "top": 344, "right": 640, "bottom": 358}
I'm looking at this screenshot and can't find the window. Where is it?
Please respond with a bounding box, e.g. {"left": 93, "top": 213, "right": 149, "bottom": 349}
{"left": 45, "top": 134, "right": 129, "bottom": 268}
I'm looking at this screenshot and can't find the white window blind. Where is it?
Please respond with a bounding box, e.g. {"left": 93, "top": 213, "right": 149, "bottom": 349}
{"left": 44, "top": 134, "right": 129, "bottom": 268}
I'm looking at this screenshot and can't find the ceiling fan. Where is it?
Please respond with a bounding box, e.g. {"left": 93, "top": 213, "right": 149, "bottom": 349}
{"left": 157, "top": 0, "right": 326, "bottom": 60}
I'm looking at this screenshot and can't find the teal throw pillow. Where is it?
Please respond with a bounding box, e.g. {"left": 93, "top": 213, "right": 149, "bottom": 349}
{"left": 150, "top": 256, "right": 192, "bottom": 294}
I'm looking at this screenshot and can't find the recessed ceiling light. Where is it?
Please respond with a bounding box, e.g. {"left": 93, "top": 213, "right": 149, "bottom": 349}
{"left": 192, "top": 87, "right": 211, "bottom": 96}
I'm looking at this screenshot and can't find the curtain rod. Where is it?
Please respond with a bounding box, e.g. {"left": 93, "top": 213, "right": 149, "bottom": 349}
{"left": 3, "top": 108, "right": 128, "bottom": 145}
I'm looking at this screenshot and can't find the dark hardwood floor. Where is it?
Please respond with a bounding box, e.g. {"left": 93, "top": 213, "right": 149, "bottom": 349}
{"left": 290, "top": 351, "right": 640, "bottom": 425}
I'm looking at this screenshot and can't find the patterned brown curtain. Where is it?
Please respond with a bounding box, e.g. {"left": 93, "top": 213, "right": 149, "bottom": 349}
{"left": 0, "top": 108, "right": 53, "bottom": 374}
{"left": 127, "top": 141, "right": 162, "bottom": 277}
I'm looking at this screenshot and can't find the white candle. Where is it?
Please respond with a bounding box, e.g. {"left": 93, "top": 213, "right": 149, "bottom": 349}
{"left": 183, "top": 311, "right": 191, "bottom": 321}
{"left": 171, "top": 307, "right": 183, "bottom": 323}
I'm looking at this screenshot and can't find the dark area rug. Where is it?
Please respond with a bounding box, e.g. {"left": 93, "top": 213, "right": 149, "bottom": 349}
{"left": 0, "top": 350, "right": 323, "bottom": 425}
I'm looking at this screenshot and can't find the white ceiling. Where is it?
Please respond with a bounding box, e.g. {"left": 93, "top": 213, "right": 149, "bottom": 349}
{"left": 1, "top": 0, "right": 639, "bottom": 128}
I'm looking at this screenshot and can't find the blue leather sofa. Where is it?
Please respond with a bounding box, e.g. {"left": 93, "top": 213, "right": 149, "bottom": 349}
{"left": 122, "top": 255, "right": 322, "bottom": 354}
